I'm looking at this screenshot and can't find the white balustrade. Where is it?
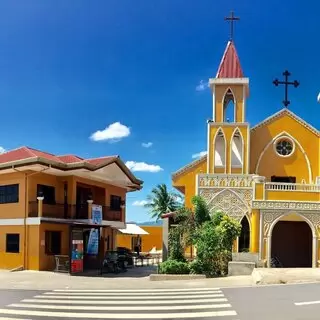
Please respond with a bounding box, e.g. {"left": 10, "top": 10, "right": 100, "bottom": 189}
{"left": 265, "top": 182, "right": 320, "bottom": 192}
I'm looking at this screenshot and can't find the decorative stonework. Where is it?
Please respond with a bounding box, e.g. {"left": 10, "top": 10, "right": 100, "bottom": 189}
{"left": 198, "top": 174, "right": 254, "bottom": 188}
{"left": 253, "top": 200, "right": 320, "bottom": 211}
{"left": 199, "top": 188, "right": 253, "bottom": 221}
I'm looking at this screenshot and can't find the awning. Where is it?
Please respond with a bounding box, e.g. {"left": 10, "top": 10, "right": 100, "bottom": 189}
{"left": 117, "top": 223, "right": 149, "bottom": 235}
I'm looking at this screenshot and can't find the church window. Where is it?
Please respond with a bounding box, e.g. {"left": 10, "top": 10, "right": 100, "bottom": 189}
{"left": 275, "top": 138, "right": 294, "bottom": 157}
{"left": 214, "top": 129, "right": 226, "bottom": 167}
{"left": 231, "top": 129, "right": 243, "bottom": 167}
{"left": 223, "top": 88, "right": 235, "bottom": 122}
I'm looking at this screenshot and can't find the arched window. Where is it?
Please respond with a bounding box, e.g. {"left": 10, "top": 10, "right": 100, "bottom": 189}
{"left": 223, "top": 88, "right": 235, "bottom": 122}
{"left": 214, "top": 129, "right": 226, "bottom": 167}
{"left": 231, "top": 129, "right": 243, "bottom": 167}
{"left": 239, "top": 216, "right": 250, "bottom": 252}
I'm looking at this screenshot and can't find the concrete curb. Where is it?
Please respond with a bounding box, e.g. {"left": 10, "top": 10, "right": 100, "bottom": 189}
{"left": 149, "top": 274, "right": 206, "bottom": 281}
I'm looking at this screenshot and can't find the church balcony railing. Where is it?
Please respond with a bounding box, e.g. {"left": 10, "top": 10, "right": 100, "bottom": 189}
{"left": 197, "top": 174, "right": 255, "bottom": 189}
{"left": 265, "top": 182, "right": 320, "bottom": 192}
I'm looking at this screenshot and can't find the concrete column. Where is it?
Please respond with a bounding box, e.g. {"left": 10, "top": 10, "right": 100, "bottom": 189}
{"left": 87, "top": 200, "right": 93, "bottom": 221}
{"left": 313, "top": 236, "right": 317, "bottom": 268}
{"left": 259, "top": 211, "right": 263, "bottom": 260}
{"left": 37, "top": 196, "right": 44, "bottom": 218}
{"left": 266, "top": 235, "right": 271, "bottom": 267}
{"left": 251, "top": 209, "right": 260, "bottom": 253}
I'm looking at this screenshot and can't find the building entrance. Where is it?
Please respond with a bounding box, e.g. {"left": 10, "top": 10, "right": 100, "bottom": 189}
{"left": 271, "top": 221, "right": 312, "bottom": 267}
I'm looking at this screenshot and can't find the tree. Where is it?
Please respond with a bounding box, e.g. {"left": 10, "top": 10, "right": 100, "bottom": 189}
{"left": 191, "top": 211, "right": 241, "bottom": 277}
{"left": 144, "top": 184, "right": 182, "bottom": 221}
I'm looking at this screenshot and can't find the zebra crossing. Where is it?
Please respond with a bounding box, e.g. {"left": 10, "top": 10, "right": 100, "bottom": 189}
{"left": 0, "top": 287, "right": 238, "bottom": 319}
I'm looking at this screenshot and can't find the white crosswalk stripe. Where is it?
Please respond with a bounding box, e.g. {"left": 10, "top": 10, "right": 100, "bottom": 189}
{"left": 0, "top": 287, "right": 238, "bottom": 319}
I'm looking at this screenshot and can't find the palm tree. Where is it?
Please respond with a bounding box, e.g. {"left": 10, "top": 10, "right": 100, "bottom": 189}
{"left": 144, "top": 184, "right": 182, "bottom": 221}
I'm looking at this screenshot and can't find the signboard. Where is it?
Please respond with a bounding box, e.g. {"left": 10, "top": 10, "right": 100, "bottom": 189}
{"left": 71, "top": 229, "right": 84, "bottom": 273}
{"left": 91, "top": 204, "right": 102, "bottom": 225}
{"left": 87, "top": 228, "right": 99, "bottom": 255}
{"left": 86, "top": 204, "right": 102, "bottom": 256}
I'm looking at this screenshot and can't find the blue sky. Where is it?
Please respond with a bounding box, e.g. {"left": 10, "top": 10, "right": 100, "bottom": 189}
{"left": 0, "top": 1, "right": 319, "bottom": 222}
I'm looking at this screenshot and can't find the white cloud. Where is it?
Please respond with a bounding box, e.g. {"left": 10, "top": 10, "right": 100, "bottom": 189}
{"left": 90, "top": 122, "right": 130, "bottom": 142}
{"left": 132, "top": 200, "right": 149, "bottom": 206}
{"left": 142, "top": 142, "right": 153, "bottom": 148}
{"left": 125, "top": 161, "right": 163, "bottom": 173}
{"left": 0, "top": 147, "right": 6, "bottom": 154}
{"left": 196, "top": 80, "right": 209, "bottom": 91}
{"left": 192, "top": 151, "right": 207, "bottom": 159}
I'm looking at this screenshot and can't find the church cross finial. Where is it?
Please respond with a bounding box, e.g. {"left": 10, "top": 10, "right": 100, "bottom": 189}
{"left": 224, "top": 10, "right": 240, "bottom": 41}
{"left": 273, "top": 70, "right": 300, "bottom": 108}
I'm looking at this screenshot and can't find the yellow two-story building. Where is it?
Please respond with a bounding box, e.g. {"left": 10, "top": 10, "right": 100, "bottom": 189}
{"left": 172, "top": 37, "right": 320, "bottom": 268}
{"left": 0, "top": 146, "right": 142, "bottom": 271}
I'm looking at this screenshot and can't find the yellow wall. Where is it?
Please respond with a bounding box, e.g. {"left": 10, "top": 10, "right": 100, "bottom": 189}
{"left": 0, "top": 225, "right": 25, "bottom": 269}
{"left": 0, "top": 172, "right": 26, "bottom": 219}
{"left": 39, "top": 223, "right": 69, "bottom": 271}
{"left": 117, "top": 225, "right": 163, "bottom": 253}
{"left": 250, "top": 113, "right": 319, "bottom": 183}
{"left": 173, "top": 159, "right": 207, "bottom": 208}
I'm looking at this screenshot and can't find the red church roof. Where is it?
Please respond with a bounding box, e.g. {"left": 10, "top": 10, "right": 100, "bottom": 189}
{"left": 216, "top": 41, "right": 244, "bottom": 78}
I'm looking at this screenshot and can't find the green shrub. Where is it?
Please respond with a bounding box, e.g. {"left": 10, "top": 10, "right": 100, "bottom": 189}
{"left": 189, "top": 259, "right": 203, "bottom": 275}
{"left": 159, "top": 259, "right": 190, "bottom": 274}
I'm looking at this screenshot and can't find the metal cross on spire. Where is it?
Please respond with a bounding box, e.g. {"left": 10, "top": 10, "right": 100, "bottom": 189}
{"left": 224, "top": 10, "right": 240, "bottom": 41}
{"left": 273, "top": 70, "right": 300, "bottom": 107}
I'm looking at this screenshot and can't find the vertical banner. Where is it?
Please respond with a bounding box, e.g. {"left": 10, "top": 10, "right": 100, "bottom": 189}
{"left": 87, "top": 204, "right": 102, "bottom": 255}
{"left": 71, "top": 229, "right": 84, "bottom": 273}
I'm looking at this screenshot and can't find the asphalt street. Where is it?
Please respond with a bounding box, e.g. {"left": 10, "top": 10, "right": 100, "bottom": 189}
{"left": 0, "top": 283, "right": 320, "bottom": 319}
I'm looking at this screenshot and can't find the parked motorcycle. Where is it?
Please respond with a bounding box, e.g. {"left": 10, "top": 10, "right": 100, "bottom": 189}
{"left": 102, "top": 251, "right": 122, "bottom": 274}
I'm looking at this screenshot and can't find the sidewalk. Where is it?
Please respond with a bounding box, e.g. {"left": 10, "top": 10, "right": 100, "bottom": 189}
{"left": 0, "top": 270, "right": 253, "bottom": 290}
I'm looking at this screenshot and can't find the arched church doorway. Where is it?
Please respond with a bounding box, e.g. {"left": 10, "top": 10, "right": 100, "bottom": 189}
{"left": 271, "top": 220, "right": 312, "bottom": 267}
{"left": 239, "top": 216, "right": 250, "bottom": 252}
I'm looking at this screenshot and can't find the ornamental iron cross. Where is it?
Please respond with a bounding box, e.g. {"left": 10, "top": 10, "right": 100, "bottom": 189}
{"left": 273, "top": 70, "right": 299, "bottom": 107}
{"left": 224, "top": 11, "right": 240, "bottom": 40}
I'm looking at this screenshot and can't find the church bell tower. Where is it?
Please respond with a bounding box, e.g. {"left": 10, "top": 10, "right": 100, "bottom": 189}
{"left": 207, "top": 13, "right": 250, "bottom": 175}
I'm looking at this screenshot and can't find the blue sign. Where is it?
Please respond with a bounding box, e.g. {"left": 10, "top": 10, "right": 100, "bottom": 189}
{"left": 91, "top": 204, "right": 102, "bottom": 225}
{"left": 87, "top": 228, "right": 99, "bottom": 255}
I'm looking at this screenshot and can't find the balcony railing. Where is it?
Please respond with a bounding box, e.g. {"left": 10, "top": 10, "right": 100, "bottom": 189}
{"left": 265, "top": 182, "right": 320, "bottom": 192}
{"left": 28, "top": 202, "right": 122, "bottom": 222}
{"left": 28, "top": 202, "right": 71, "bottom": 219}
{"left": 198, "top": 174, "right": 255, "bottom": 188}
{"left": 102, "top": 206, "right": 122, "bottom": 221}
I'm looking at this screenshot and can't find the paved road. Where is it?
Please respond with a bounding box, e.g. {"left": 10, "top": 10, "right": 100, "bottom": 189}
{"left": 1, "top": 283, "right": 320, "bottom": 319}
{"left": 0, "top": 287, "right": 237, "bottom": 319}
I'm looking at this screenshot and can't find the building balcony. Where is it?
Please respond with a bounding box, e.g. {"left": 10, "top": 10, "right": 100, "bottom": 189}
{"left": 197, "top": 174, "right": 320, "bottom": 203}
{"left": 264, "top": 182, "right": 320, "bottom": 202}
{"left": 28, "top": 202, "right": 123, "bottom": 222}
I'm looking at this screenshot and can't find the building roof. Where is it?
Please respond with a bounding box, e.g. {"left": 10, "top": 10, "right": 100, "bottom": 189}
{"left": 118, "top": 223, "right": 149, "bottom": 235}
{"left": 216, "top": 41, "right": 244, "bottom": 78}
{"left": 172, "top": 155, "right": 207, "bottom": 180}
{"left": 0, "top": 146, "right": 143, "bottom": 187}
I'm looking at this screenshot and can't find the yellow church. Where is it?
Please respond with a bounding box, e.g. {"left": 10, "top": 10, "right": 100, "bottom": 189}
{"left": 171, "top": 36, "right": 320, "bottom": 268}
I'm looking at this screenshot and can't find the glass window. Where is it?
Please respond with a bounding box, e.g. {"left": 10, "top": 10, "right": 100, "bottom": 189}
{"left": 6, "top": 234, "right": 20, "bottom": 253}
{"left": 110, "top": 195, "right": 121, "bottom": 211}
{"left": 0, "top": 184, "right": 19, "bottom": 204}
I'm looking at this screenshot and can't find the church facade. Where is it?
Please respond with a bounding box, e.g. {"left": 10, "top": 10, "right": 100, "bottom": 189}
{"left": 172, "top": 39, "right": 320, "bottom": 268}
